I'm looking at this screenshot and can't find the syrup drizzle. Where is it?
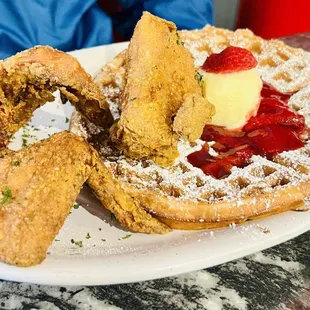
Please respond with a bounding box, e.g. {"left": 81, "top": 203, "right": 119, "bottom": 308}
{"left": 188, "top": 84, "right": 306, "bottom": 179}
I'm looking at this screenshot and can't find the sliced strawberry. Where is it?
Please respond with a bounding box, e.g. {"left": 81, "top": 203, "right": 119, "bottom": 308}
{"left": 187, "top": 144, "right": 211, "bottom": 167}
{"left": 201, "top": 161, "right": 231, "bottom": 179}
{"left": 261, "top": 84, "right": 291, "bottom": 102}
{"left": 202, "top": 125, "right": 244, "bottom": 142}
{"left": 244, "top": 99, "right": 305, "bottom": 133}
{"left": 202, "top": 46, "right": 258, "bottom": 73}
{"left": 187, "top": 83, "right": 306, "bottom": 179}
{"left": 199, "top": 145, "right": 253, "bottom": 179}
{"left": 249, "top": 125, "right": 304, "bottom": 155}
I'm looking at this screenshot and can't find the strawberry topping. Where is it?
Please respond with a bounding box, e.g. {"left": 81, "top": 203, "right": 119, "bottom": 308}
{"left": 187, "top": 84, "right": 306, "bottom": 179}
{"left": 202, "top": 46, "right": 258, "bottom": 73}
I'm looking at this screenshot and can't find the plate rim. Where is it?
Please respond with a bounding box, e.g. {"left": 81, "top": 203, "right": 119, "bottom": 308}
{"left": 0, "top": 213, "right": 309, "bottom": 286}
{"left": 1, "top": 43, "right": 309, "bottom": 286}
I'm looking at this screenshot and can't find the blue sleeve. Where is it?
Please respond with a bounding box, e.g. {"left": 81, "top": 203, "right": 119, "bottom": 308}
{"left": 115, "top": 0, "right": 213, "bottom": 39}
{"left": 0, "top": 0, "right": 214, "bottom": 59}
{"left": 0, "top": 0, "right": 113, "bottom": 59}
{"left": 143, "top": 0, "right": 214, "bottom": 29}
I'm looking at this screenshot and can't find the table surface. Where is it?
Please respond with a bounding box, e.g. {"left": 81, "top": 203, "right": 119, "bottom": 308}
{"left": 1, "top": 33, "right": 310, "bottom": 310}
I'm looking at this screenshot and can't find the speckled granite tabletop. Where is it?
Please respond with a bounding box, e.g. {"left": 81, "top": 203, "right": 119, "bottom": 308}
{"left": 0, "top": 34, "right": 310, "bottom": 310}
{"left": 0, "top": 230, "right": 309, "bottom": 310}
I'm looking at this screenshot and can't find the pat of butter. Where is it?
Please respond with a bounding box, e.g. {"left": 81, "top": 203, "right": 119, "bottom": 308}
{"left": 201, "top": 68, "right": 263, "bottom": 130}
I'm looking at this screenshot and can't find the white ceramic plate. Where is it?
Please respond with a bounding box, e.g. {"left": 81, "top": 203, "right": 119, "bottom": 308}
{"left": 1, "top": 43, "right": 310, "bottom": 286}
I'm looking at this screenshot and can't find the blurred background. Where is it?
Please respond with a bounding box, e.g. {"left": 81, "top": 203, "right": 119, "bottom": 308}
{"left": 0, "top": 0, "right": 309, "bottom": 59}
{"left": 214, "top": 0, "right": 238, "bottom": 30}
{"left": 216, "top": 0, "right": 310, "bottom": 39}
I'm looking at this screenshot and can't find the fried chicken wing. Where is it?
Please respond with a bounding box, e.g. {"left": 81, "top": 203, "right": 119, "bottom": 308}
{"left": 0, "top": 46, "right": 113, "bottom": 149}
{"left": 0, "top": 132, "right": 97, "bottom": 267}
{"left": 173, "top": 94, "right": 215, "bottom": 142}
{"left": 110, "top": 12, "right": 214, "bottom": 166}
{"left": 70, "top": 111, "right": 171, "bottom": 235}
{"left": 88, "top": 160, "right": 171, "bottom": 234}
{"left": 0, "top": 129, "right": 170, "bottom": 267}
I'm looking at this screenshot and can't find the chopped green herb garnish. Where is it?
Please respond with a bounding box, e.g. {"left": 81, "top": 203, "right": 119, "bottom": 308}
{"left": 51, "top": 119, "right": 55, "bottom": 122}
{"left": 22, "top": 138, "right": 28, "bottom": 147}
{"left": 34, "top": 128, "right": 40, "bottom": 131}
{"left": 73, "top": 203, "right": 79, "bottom": 209}
{"left": 22, "top": 134, "right": 36, "bottom": 139}
{"left": 195, "top": 71, "right": 203, "bottom": 86}
{"left": 1, "top": 186, "right": 12, "bottom": 204}
{"left": 101, "top": 239, "right": 106, "bottom": 242}
{"left": 65, "top": 117, "right": 69, "bottom": 123}
{"left": 85, "top": 233, "right": 91, "bottom": 239}
{"left": 110, "top": 213, "right": 116, "bottom": 221}
{"left": 55, "top": 239, "right": 60, "bottom": 242}
{"left": 121, "top": 234, "right": 132, "bottom": 240}
{"left": 129, "top": 97, "right": 137, "bottom": 102}
{"left": 12, "top": 161, "right": 20, "bottom": 167}
{"left": 75, "top": 240, "right": 83, "bottom": 247}
{"left": 98, "top": 228, "right": 102, "bottom": 231}
{"left": 71, "top": 239, "right": 83, "bottom": 247}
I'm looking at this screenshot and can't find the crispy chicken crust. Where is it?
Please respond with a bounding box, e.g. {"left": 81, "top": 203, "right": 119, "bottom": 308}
{"left": 0, "top": 46, "right": 113, "bottom": 149}
{"left": 88, "top": 160, "right": 171, "bottom": 234}
{"left": 0, "top": 132, "right": 98, "bottom": 267}
{"left": 110, "top": 12, "right": 214, "bottom": 166}
{"left": 173, "top": 94, "right": 215, "bottom": 142}
{"left": 0, "top": 130, "right": 169, "bottom": 267}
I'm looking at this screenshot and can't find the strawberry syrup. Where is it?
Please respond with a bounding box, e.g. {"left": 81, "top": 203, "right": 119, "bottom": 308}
{"left": 187, "top": 84, "right": 306, "bottom": 179}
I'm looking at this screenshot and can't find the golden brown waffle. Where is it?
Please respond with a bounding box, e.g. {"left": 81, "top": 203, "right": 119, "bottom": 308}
{"left": 71, "top": 26, "right": 310, "bottom": 230}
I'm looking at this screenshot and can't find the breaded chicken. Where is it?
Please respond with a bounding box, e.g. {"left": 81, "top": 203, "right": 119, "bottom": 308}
{"left": 0, "top": 129, "right": 169, "bottom": 267}
{"left": 0, "top": 46, "right": 113, "bottom": 149}
{"left": 70, "top": 111, "right": 171, "bottom": 235}
{"left": 173, "top": 94, "right": 215, "bottom": 142}
{"left": 88, "top": 160, "right": 171, "bottom": 234}
{"left": 110, "top": 12, "right": 214, "bottom": 166}
{"left": 0, "top": 132, "right": 98, "bottom": 267}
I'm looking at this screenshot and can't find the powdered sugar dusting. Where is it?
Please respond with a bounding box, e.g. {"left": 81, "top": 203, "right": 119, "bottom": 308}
{"left": 70, "top": 27, "right": 310, "bottom": 211}
{"left": 180, "top": 25, "right": 310, "bottom": 94}
{"left": 71, "top": 108, "right": 310, "bottom": 207}
{"left": 289, "top": 84, "right": 310, "bottom": 126}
